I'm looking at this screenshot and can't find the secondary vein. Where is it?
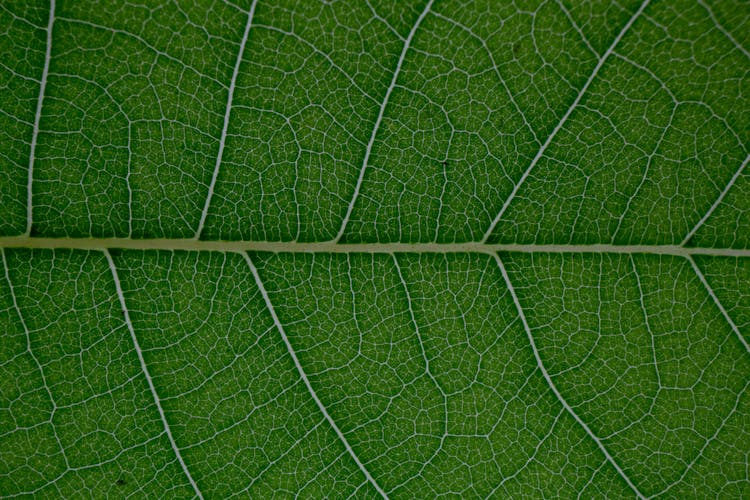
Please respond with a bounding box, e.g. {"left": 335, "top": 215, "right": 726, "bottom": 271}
{"left": 195, "top": 0, "right": 258, "bottom": 240}
{"left": 334, "top": 0, "right": 435, "bottom": 243}
{"left": 688, "top": 255, "right": 750, "bottom": 354}
{"left": 104, "top": 249, "right": 204, "bottom": 499}
{"left": 242, "top": 252, "right": 388, "bottom": 498}
{"left": 492, "top": 252, "right": 646, "bottom": 499}
{"left": 481, "top": 0, "right": 651, "bottom": 243}
{"left": 681, "top": 153, "right": 749, "bottom": 246}
{"left": 26, "top": 0, "right": 55, "bottom": 236}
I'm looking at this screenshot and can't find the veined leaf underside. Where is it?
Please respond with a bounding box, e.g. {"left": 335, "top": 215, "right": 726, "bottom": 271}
{"left": 0, "top": 0, "right": 748, "bottom": 497}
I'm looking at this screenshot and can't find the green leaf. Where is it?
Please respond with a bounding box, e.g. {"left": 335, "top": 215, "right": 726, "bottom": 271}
{"left": 1, "top": 0, "right": 748, "bottom": 497}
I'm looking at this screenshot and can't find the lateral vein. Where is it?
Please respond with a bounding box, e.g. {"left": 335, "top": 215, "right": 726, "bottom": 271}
{"left": 334, "top": 0, "right": 435, "bottom": 243}
{"left": 492, "top": 253, "right": 646, "bottom": 499}
{"left": 681, "top": 153, "right": 749, "bottom": 246}
{"left": 103, "top": 249, "right": 204, "bottom": 499}
{"left": 481, "top": 0, "right": 651, "bottom": 242}
{"left": 195, "top": 0, "right": 258, "bottom": 239}
{"left": 242, "top": 252, "right": 388, "bottom": 498}
{"left": 26, "top": 0, "right": 56, "bottom": 236}
{"left": 687, "top": 255, "right": 750, "bottom": 354}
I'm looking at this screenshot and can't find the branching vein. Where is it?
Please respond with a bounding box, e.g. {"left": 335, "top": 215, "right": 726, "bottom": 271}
{"left": 26, "top": 0, "right": 55, "bottom": 236}
{"left": 1, "top": 248, "right": 69, "bottom": 469}
{"left": 687, "top": 255, "right": 750, "bottom": 354}
{"left": 334, "top": 0, "right": 435, "bottom": 243}
{"left": 492, "top": 252, "right": 646, "bottom": 499}
{"left": 104, "top": 249, "right": 203, "bottom": 499}
{"left": 481, "top": 0, "right": 651, "bottom": 242}
{"left": 195, "top": 0, "right": 258, "bottom": 239}
{"left": 697, "top": 0, "right": 750, "bottom": 61}
{"left": 681, "top": 153, "right": 749, "bottom": 246}
{"left": 242, "top": 251, "right": 388, "bottom": 498}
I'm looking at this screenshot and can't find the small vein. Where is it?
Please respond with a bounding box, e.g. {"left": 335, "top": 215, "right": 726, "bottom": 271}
{"left": 611, "top": 92, "right": 678, "bottom": 244}
{"left": 391, "top": 253, "right": 447, "bottom": 476}
{"left": 26, "top": 0, "right": 55, "bottom": 236}
{"left": 697, "top": 0, "right": 750, "bottom": 61}
{"left": 490, "top": 408, "right": 565, "bottom": 495}
{"left": 252, "top": 24, "right": 380, "bottom": 105}
{"left": 492, "top": 253, "right": 646, "bottom": 499}
{"left": 554, "top": 0, "right": 598, "bottom": 58}
{"left": 234, "top": 418, "right": 327, "bottom": 496}
{"left": 629, "top": 255, "right": 662, "bottom": 415}
{"left": 429, "top": 10, "right": 541, "bottom": 146}
{"left": 54, "top": 17, "right": 225, "bottom": 88}
{"left": 334, "top": 0, "right": 435, "bottom": 243}
{"left": 653, "top": 377, "right": 750, "bottom": 497}
{"left": 195, "top": 0, "right": 258, "bottom": 239}
{"left": 481, "top": 0, "right": 651, "bottom": 243}
{"left": 1, "top": 248, "right": 69, "bottom": 469}
{"left": 103, "top": 249, "right": 203, "bottom": 498}
{"left": 687, "top": 255, "right": 750, "bottom": 354}
{"left": 242, "top": 252, "right": 388, "bottom": 498}
{"left": 365, "top": 0, "right": 405, "bottom": 42}
{"left": 681, "top": 153, "right": 749, "bottom": 246}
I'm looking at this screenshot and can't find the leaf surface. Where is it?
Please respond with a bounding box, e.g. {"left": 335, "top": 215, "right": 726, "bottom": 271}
{"left": 1, "top": 0, "right": 748, "bottom": 497}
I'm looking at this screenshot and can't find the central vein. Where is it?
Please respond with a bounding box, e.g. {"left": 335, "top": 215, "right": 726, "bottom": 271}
{"left": 0, "top": 236, "right": 748, "bottom": 257}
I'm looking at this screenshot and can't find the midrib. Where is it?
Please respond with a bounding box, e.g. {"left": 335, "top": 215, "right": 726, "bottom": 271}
{"left": 0, "top": 236, "right": 748, "bottom": 257}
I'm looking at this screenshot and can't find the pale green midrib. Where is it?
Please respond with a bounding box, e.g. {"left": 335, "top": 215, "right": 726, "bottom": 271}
{"left": 0, "top": 236, "right": 748, "bottom": 257}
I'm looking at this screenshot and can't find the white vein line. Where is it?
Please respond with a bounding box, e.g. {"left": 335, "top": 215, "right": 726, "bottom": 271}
{"left": 681, "top": 153, "right": 749, "bottom": 246}
{"left": 429, "top": 10, "right": 540, "bottom": 146}
{"left": 194, "top": 0, "right": 258, "bottom": 240}
{"left": 1, "top": 249, "right": 69, "bottom": 469}
{"left": 697, "top": 0, "right": 750, "bottom": 61}
{"left": 653, "top": 377, "right": 750, "bottom": 497}
{"left": 492, "top": 253, "right": 646, "bottom": 499}
{"left": 26, "top": 0, "right": 55, "bottom": 236}
{"left": 481, "top": 0, "right": 651, "bottom": 242}
{"left": 687, "top": 255, "right": 750, "bottom": 354}
{"left": 2, "top": 237, "right": 750, "bottom": 258}
{"left": 391, "top": 253, "right": 447, "bottom": 475}
{"left": 242, "top": 252, "right": 388, "bottom": 498}
{"left": 103, "top": 249, "right": 203, "bottom": 499}
{"left": 629, "top": 255, "right": 661, "bottom": 413}
{"left": 392, "top": 255, "right": 445, "bottom": 403}
{"left": 334, "top": 0, "right": 435, "bottom": 243}
{"left": 554, "top": 0, "right": 598, "bottom": 58}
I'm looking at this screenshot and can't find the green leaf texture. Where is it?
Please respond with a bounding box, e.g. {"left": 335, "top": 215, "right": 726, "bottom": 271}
{"left": 1, "top": 0, "right": 748, "bottom": 497}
